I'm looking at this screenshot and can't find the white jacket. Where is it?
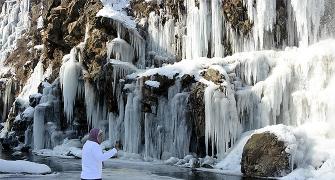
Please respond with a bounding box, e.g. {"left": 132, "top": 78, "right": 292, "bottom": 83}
{"left": 81, "top": 140, "right": 118, "bottom": 179}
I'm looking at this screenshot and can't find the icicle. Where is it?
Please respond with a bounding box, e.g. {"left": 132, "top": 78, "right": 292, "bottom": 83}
{"left": 107, "top": 38, "right": 135, "bottom": 63}
{"left": 289, "top": 0, "right": 325, "bottom": 47}
{"left": 84, "top": 81, "right": 108, "bottom": 128}
{"left": 147, "top": 12, "right": 177, "bottom": 63}
{"left": 211, "top": 0, "right": 224, "bottom": 57}
{"left": 105, "top": 19, "right": 146, "bottom": 68}
{"left": 244, "top": 0, "right": 277, "bottom": 50}
{"left": 59, "top": 48, "right": 83, "bottom": 123}
{"left": 170, "top": 92, "right": 191, "bottom": 158}
{"left": 0, "top": 0, "right": 31, "bottom": 62}
{"left": 185, "top": 0, "right": 219, "bottom": 59}
{"left": 205, "top": 83, "right": 241, "bottom": 158}
{"left": 124, "top": 91, "right": 141, "bottom": 153}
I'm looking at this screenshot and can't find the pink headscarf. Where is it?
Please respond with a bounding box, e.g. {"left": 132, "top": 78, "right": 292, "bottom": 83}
{"left": 88, "top": 128, "right": 101, "bottom": 144}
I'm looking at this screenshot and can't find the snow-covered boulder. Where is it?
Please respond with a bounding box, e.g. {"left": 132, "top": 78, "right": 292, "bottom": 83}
{"left": 164, "top": 157, "right": 179, "bottom": 165}
{"left": 241, "top": 132, "right": 292, "bottom": 177}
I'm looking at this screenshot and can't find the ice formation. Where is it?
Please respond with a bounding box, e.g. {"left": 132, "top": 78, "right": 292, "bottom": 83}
{"left": 2, "top": 0, "right": 335, "bottom": 179}
{"left": 143, "top": 80, "right": 191, "bottom": 159}
{"left": 0, "top": 0, "right": 30, "bottom": 62}
{"left": 244, "top": 0, "right": 277, "bottom": 50}
{"left": 204, "top": 83, "right": 241, "bottom": 158}
{"left": 107, "top": 38, "right": 135, "bottom": 63}
{"left": 60, "top": 47, "right": 83, "bottom": 123}
{"left": 97, "top": 0, "right": 146, "bottom": 68}
{"left": 33, "top": 103, "right": 48, "bottom": 150}
{"left": 84, "top": 81, "right": 108, "bottom": 128}
{"left": 147, "top": 12, "right": 178, "bottom": 60}
{"left": 289, "top": 0, "right": 325, "bottom": 47}
{"left": 0, "top": 78, "right": 14, "bottom": 122}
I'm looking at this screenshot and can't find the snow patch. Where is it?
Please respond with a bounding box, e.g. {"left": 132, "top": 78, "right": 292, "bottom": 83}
{"left": 145, "top": 80, "right": 160, "bottom": 88}
{"left": 0, "top": 159, "right": 51, "bottom": 174}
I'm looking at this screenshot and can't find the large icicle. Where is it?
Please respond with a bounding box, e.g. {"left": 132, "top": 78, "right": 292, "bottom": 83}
{"left": 289, "top": 0, "right": 325, "bottom": 47}
{"left": 244, "top": 0, "right": 277, "bottom": 50}
{"left": 211, "top": 0, "right": 225, "bottom": 57}
{"left": 205, "top": 83, "right": 241, "bottom": 158}
{"left": 124, "top": 90, "right": 142, "bottom": 154}
{"left": 147, "top": 12, "right": 177, "bottom": 60}
{"left": 59, "top": 48, "right": 83, "bottom": 123}
{"left": 84, "top": 81, "right": 108, "bottom": 128}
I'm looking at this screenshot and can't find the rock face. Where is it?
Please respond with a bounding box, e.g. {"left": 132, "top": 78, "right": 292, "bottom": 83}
{"left": 241, "top": 132, "right": 292, "bottom": 177}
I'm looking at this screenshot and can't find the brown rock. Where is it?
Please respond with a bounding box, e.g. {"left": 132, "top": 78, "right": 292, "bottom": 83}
{"left": 188, "top": 82, "right": 206, "bottom": 156}
{"left": 241, "top": 132, "right": 292, "bottom": 177}
{"left": 203, "top": 68, "right": 225, "bottom": 84}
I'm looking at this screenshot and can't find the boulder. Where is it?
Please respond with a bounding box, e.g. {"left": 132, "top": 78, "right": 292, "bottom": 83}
{"left": 241, "top": 132, "right": 292, "bottom": 177}
{"left": 202, "top": 68, "right": 225, "bottom": 84}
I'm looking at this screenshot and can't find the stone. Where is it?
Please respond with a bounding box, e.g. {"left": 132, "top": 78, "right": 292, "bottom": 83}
{"left": 241, "top": 132, "right": 292, "bottom": 177}
{"left": 203, "top": 68, "right": 225, "bottom": 84}
{"left": 188, "top": 82, "right": 206, "bottom": 156}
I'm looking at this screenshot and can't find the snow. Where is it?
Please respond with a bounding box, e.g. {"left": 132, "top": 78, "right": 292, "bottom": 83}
{"left": 145, "top": 80, "right": 160, "bottom": 88}
{"left": 164, "top": 157, "right": 179, "bottom": 165}
{"left": 97, "top": 0, "right": 136, "bottom": 29}
{"left": 16, "top": 61, "right": 44, "bottom": 105}
{"left": 214, "top": 122, "right": 335, "bottom": 179}
{"left": 37, "top": 16, "right": 43, "bottom": 29}
{"left": 34, "top": 139, "right": 83, "bottom": 158}
{"left": 0, "top": 159, "right": 51, "bottom": 174}
{"left": 34, "top": 45, "right": 44, "bottom": 51}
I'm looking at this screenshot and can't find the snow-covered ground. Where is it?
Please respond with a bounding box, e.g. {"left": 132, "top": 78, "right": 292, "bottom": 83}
{"left": 0, "top": 159, "right": 51, "bottom": 174}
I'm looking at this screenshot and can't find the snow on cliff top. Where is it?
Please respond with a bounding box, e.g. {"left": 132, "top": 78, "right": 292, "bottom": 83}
{"left": 97, "top": 0, "right": 136, "bottom": 29}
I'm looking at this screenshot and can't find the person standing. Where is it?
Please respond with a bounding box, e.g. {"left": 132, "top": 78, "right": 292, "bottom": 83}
{"left": 81, "top": 128, "right": 119, "bottom": 180}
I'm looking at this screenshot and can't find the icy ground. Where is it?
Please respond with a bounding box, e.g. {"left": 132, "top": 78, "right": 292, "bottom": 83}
{"left": 0, "top": 153, "right": 248, "bottom": 180}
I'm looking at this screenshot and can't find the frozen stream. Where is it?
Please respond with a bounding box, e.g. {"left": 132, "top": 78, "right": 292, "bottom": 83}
{"left": 0, "top": 151, "right": 263, "bottom": 180}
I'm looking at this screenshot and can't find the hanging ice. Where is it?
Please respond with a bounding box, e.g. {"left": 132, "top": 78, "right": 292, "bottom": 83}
{"left": 204, "top": 82, "right": 241, "bottom": 158}
{"left": 289, "top": 0, "right": 325, "bottom": 47}
{"left": 59, "top": 47, "right": 83, "bottom": 123}
{"left": 107, "top": 38, "right": 135, "bottom": 63}
{"left": 124, "top": 91, "right": 142, "bottom": 153}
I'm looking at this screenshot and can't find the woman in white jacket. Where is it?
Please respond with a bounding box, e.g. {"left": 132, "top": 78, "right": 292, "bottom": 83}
{"left": 81, "top": 128, "right": 119, "bottom": 180}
